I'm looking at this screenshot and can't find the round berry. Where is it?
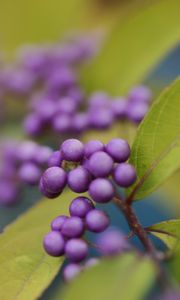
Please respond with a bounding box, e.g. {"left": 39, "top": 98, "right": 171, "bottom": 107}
{"left": 51, "top": 215, "right": 68, "bottom": 231}
{"left": 84, "top": 140, "right": 104, "bottom": 158}
{"left": 111, "top": 98, "right": 127, "bottom": 118}
{"left": 61, "top": 216, "right": 84, "bottom": 238}
{"left": 97, "top": 229, "right": 129, "bottom": 256}
{"left": 67, "top": 167, "right": 91, "bottom": 193}
{"left": 18, "top": 162, "right": 41, "bottom": 185}
{"left": 63, "top": 263, "right": 82, "bottom": 282}
{"left": 113, "top": 163, "right": 137, "bottom": 187}
{"left": 106, "top": 139, "right": 130, "bottom": 162}
{"left": 35, "top": 146, "right": 53, "bottom": 165}
{"left": 61, "top": 139, "right": 84, "bottom": 162}
{"left": 89, "top": 108, "right": 114, "bottom": 129}
{"left": 129, "top": 85, "right": 152, "bottom": 103}
{"left": 86, "top": 209, "right": 109, "bottom": 233}
{"left": 69, "top": 196, "right": 94, "bottom": 218}
{"left": 43, "top": 231, "right": 65, "bottom": 256}
{"left": 84, "top": 258, "right": 99, "bottom": 268}
{"left": 0, "top": 180, "right": 18, "bottom": 206}
{"left": 48, "top": 151, "right": 63, "bottom": 167}
{"left": 40, "top": 167, "right": 67, "bottom": 196}
{"left": 127, "top": 102, "right": 149, "bottom": 123}
{"left": 65, "top": 238, "right": 88, "bottom": 262}
{"left": 88, "top": 178, "right": 114, "bottom": 203}
{"left": 53, "top": 114, "right": 72, "bottom": 133}
{"left": 88, "top": 151, "right": 113, "bottom": 178}
{"left": 39, "top": 177, "right": 60, "bottom": 199}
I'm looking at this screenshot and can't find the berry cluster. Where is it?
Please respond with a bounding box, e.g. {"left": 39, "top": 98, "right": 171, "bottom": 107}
{"left": 41, "top": 138, "right": 135, "bottom": 281}
{"left": 0, "top": 33, "right": 152, "bottom": 137}
{"left": 0, "top": 140, "right": 52, "bottom": 205}
{"left": 40, "top": 138, "right": 137, "bottom": 200}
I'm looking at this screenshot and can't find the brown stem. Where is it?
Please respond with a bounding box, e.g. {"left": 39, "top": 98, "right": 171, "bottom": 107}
{"left": 113, "top": 196, "right": 170, "bottom": 289}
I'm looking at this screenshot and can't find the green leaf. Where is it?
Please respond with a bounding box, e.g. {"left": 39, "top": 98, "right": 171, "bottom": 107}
{"left": 0, "top": 190, "right": 75, "bottom": 300}
{"left": 81, "top": 0, "right": 180, "bottom": 94}
{"left": 128, "top": 78, "right": 180, "bottom": 200}
{"left": 53, "top": 253, "right": 155, "bottom": 300}
{"left": 147, "top": 219, "right": 180, "bottom": 249}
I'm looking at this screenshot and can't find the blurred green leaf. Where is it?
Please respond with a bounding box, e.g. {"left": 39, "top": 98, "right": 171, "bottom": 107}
{"left": 127, "top": 78, "right": 180, "bottom": 200}
{"left": 169, "top": 242, "right": 180, "bottom": 282}
{"left": 82, "top": 0, "right": 180, "bottom": 94}
{"left": 57, "top": 253, "right": 155, "bottom": 300}
{"left": 147, "top": 219, "right": 180, "bottom": 249}
{"left": 0, "top": 190, "right": 75, "bottom": 300}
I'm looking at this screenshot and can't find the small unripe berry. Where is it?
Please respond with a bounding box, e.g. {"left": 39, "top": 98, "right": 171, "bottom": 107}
{"left": 88, "top": 178, "right": 115, "bottom": 203}
{"left": 43, "top": 231, "right": 65, "bottom": 256}
{"left": 61, "top": 216, "right": 85, "bottom": 238}
{"left": 86, "top": 209, "right": 109, "bottom": 233}
{"left": 61, "top": 139, "right": 84, "bottom": 162}
{"left": 69, "top": 196, "right": 94, "bottom": 218}
{"left": 65, "top": 238, "right": 88, "bottom": 262}
{"left": 113, "top": 163, "right": 137, "bottom": 187}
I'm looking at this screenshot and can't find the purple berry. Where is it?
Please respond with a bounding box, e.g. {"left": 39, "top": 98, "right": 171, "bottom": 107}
{"left": 35, "top": 146, "right": 53, "bottom": 165}
{"left": 86, "top": 209, "right": 109, "bottom": 233}
{"left": 68, "top": 167, "right": 91, "bottom": 193}
{"left": 89, "top": 108, "right": 114, "bottom": 129}
{"left": 84, "top": 258, "right": 99, "bottom": 268}
{"left": 57, "top": 97, "right": 77, "bottom": 115}
{"left": 40, "top": 166, "right": 67, "bottom": 196}
{"left": 48, "top": 151, "right": 63, "bottom": 167}
{"left": 43, "top": 231, "right": 65, "bottom": 256}
{"left": 61, "top": 139, "right": 84, "bottom": 162}
{"left": 88, "top": 151, "right": 113, "bottom": 177}
{"left": 23, "top": 114, "right": 43, "bottom": 136}
{"left": 61, "top": 216, "right": 84, "bottom": 238}
{"left": 69, "top": 196, "right": 94, "bottom": 218}
{"left": 16, "top": 141, "right": 38, "bottom": 162}
{"left": 97, "top": 229, "right": 128, "bottom": 256}
{"left": 53, "top": 114, "right": 72, "bottom": 134}
{"left": 106, "top": 139, "right": 130, "bottom": 162}
{"left": 84, "top": 140, "right": 104, "bottom": 158}
{"left": 39, "top": 177, "right": 60, "bottom": 199}
{"left": 129, "top": 85, "right": 152, "bottom": 103}
{"left": 113, "top": 163, "right": 137, "bottom": 187}
{"left": 72, "top": 113, "right": 89, "bottom": 133}
{"left": 65, "top": 238, "right": 88, "bottom": 262}
{"left": 63, "top": 263, "right": 82, "bottom": 282}
{"left": 111, "top": 98, "right": 127, "bottom": 118}
{"left": 0, "top": 180, "right": 18, "bottom": 206}
{"left": 51, "top": 215, "right": 69, "bottom": 231}
{"left": 88, "top": 178, "right": 114, "bottom": 203}
{"left": 18, "top": 162, "right": 41, "bottom": 185}
{"left": 127, "top": 101, "right": 149, "bottom": 123}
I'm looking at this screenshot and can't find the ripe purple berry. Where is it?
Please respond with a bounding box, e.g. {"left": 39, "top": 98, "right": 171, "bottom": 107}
{"left": 97, "top": 229, "right": 128, "bottom": 256}
{"left": 67, "top": 167, "right": 91, "bottom": 193}
{"left": 43, "top": 231, "right": 65, "bottom": 256}
{"left": 84, "top": 140, "right": 104, "bottom": 158}
{"left": 88, "top": 178, "right": 115, "bottom": 203}
{"left": 61, "top": 139, "right": 84, "bottom": 162}
{"left": 18, "top": 162, "right": 41, "bottom": 185}
{"left": 63, "top": 263, "right": 82, "bottom": 282}
{"left": 61, "top": 216, "right": 84, "bottom": 238}
{"left": 65, "top": 238, "right": 88, "bottom": 262}
{"left": 84, "top": 258, "right": 99, "bottom": 268}
{"left": 48, "top": 150, "right": 63, "bottom": 167}
{"left": 106, "top": 139, "right": 130, "bottom": 162}
{"left": 51, "top": 215, "right": 68, "bottom": 231}
{"left": 86, "top": 209, "right": 109, "bottom": 233}
{"left": 69, "top": 196, "right": 94, "bottom": 218}
{"left": 113, "top": 163, "right": 137, "bottom": 187}
{"left": 40, "top": 166, "right": 67, "bottom": 197}
{"left": 88, "top": 151, "right": 114, "bottom": 177}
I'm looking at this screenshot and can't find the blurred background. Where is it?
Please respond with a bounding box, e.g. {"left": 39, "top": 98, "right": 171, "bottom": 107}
{"left": 0, "top": 1, "right": 179, "bottom": 298}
